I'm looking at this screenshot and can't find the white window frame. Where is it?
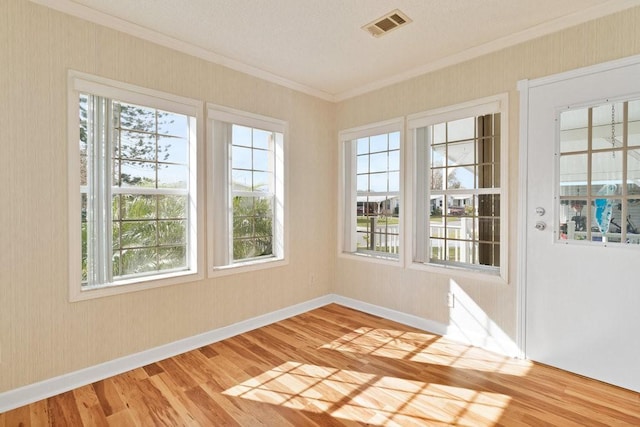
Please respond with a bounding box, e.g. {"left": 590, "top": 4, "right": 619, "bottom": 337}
{"left": 338, "top": 118, "right": 405, "bottom": 265}
{"left": 67, "top": 71, "right": 204, "bottom": 302}
{"left": 207, "top": 104, "right": 288, "bottom": 276}
{"left": 407, "top": 94, "right": 509, "bottom": 282}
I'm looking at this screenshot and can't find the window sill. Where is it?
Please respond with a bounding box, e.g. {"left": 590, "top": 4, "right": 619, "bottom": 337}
{"left": 338, "top": 251, "right": 401, "bottom": 267}
{"left": 209, "top": 257, "right": 288, "bottom": 277}
{"left": 408, "top": 261, "right": 508, "bottom": 284}
{"left": 70, "top": 269, "right": 203, "bottom": 302}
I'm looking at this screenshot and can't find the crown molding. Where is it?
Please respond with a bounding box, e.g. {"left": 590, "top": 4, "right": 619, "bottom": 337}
{"left": 29, "top": 0, "right": 640, "bottom": 103}
{"left": 334, "top": 0, "right": 640, "bottom": 101}
{"left": 29, "top": 0, "right": 337, "bottom": 102}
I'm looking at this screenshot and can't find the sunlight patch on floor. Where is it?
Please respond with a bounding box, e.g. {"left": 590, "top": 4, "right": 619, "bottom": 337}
{"left": 320, "top": 327, "right": 531, "bottom": 376}
{"left": 223, "top": 361, "right": 511, "bottom": 426}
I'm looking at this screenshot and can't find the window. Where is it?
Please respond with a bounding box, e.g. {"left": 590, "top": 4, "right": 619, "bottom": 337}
{"left": 340, "top": 120, "right": 403, "bottom": 261}
{"left": 208, "top": 106, "right": 286, "bottom": 274}
{"left": 409, "top": 95, "right": 507, "bottom": 277}
{"left": 69, "top": 72, "right": 202, "bottom": 300}
{"left": 558, "top": 98, "right": 640, "bottom": 245}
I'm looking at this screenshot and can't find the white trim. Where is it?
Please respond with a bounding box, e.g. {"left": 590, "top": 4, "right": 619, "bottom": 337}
{"left": 70, "top": 70, "right": 202, "bottom": 114}
{"left": 207, "top": 105, "right": 289, "bottom": 276}
{"left": 31, "top": 0, "right": 335, "bottom": 102}
{"left": 407, "top": 93, "right": 509, "bottom": 282}
{"left": 516, "top": 54, "right": 640, "bottom": 360}
{"left": 0, "top": 295, "right": 334, "bottom": 413}
{"left": 338, "top": 118, "right": 405, "bottom": 262}
{"left": 521, "top": 52, "right": 640, "bottom": 89}
{"left": 332, "top": 295, "right": 448, "bottom": 336}
{"left": 30, "top": 0, "right": 640, "bottom": 102}
{"left": 338, "top": 118, "right": 405, "bottom": 142}
{"left": 67, "top": 71, "right": 205, "bottom": 302}
{"left": 407, "top": 97, "right": 503, "bottom": 129}
{"left": 516, "top": 79, "right": 530, "bottom": 359}
{"left": 334, "top": 0, "right": 640, "bottom": 101}
{"left": 0, "top": 293, "right": 523, "bottom": 412}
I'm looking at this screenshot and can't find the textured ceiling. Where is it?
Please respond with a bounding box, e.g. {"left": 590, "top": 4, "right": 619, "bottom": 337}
{"left": 35, "top": 0, "right": 640, "bottom": 100}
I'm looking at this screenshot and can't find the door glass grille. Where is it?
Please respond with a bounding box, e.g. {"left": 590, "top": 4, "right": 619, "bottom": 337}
{"left": 558, "top": 99, "right": 640, "bottom": 244}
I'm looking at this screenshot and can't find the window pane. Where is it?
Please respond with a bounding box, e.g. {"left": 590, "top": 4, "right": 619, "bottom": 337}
{"left": 120, "top": 161, "right": 156, "bottom": 187}
{"left": 629, "top": 101, "right": 640, "bottom": 147}
{"left": 592, "top": 102, "right": 624, "bottom": 150}
{"left": 432, "top": 123, "right": 446, "bottom": 144}
{"left": 627, "top": 150, "right": 640, "bottom": 196}
{"left": 253, "top": 129, "right": 271, "bottom": 149}
{"left": 447, "top": 140, "right": 474, "bottom": 166}
{"left": 158, "top": 136, "right": 188, "bottom": 164}
{"left": 369, "top": 172, "right": 388, "bottom": 192}
{"left": 431, "top": 169, "right": 445, "bottom": 191}
{"left": 430, "top": 195, "right": 445, "bottom": 217}
{"left": 232, "top": 145, "right": 252, "bottom": 170}
{"left": 357, "top": 154, "right": 369, "bottom": 174}
{"left": 369, "top": 152, "right": 388, "bottom": 173}
{"left": 158, "top": 246, "right": 187, "bottom": 270}
{"left": 478, "top": 194, "right": 500, "bottom": 218}
{"left": 447, "top": 117, "right": 474, "bottom": 141}
{"left": 388, "top": 171, "right": 399, "bottom": 192}
{"left": 370, "top": 134, "right": 387, "bottom": 152}
{"left": 157, "top": 110, "right": 189, "bottom": 138}
{"left": 253, "top": 171, "right": 272, "bottom": 191}
{"left": 422, "top": 111, "right": 501, "bottom": 270}
{"left": 121, "top": 194, "right": 156, "bottom": 220}
{"left": 560, "top": 109, "right": 588, "bottom": 153}
{"left": 158, "top": 220, "right": 186, "bottom": 245}
{"left": 626, "top": 199, "right": 640, "bottom": 244}
{"left": 158, "top": 195, "right": 187, "bottom": 219}
{"left": 388, "top": 131, "right": 400, "bottom": 150}
{"left": 591, "top": 152, "right": 622, "bottom": 195}
{"left": 158, "top": 164, "right": 188, "bottom": 189}
{"left": 117, "top": 103, "right": 156, "bottom": 133}
{"left": 431, "top": 144, "right": 446, "bottom": 168}
{"left": 357, "top": 174, "right": 368, "bottom": 192}
{"left": 559, "top": 199, "right": 588, "bottom": 241}
{"left": 356, "top": 137, "right": 369, "bottom": 154}
{"left": 232, "top": 125, "right": 252, "bottom": 147}
{"left": 81, "top": 91, "right": 194, "bottom": 289}
{"left": 120, "top": 248, "right": 158, "bottom": 275}
{"left": 559, "top": 153, "right": 587, "bottom": 196}
{"left": 232, "top": 169, "right": 252, "bottom": 190}
{"left": 120, "top": 131, "right": 156, "bottom": 161}
{"left": 253, "top": 148, "right": 270, "bottom": 171}
{"left": 120, "top": 221, "right": 157, "bottom": 248}
{"left": 388, "top": 149, "right": 400, "bottom": 171}
{"left": 352, "top": 130, "right": 401, "bottom": 258}
{"left": 447, "top": 166, "right": 475, "bottom": 190}
{"left": 232, "top": 196, "right": 273, "bottom": 261}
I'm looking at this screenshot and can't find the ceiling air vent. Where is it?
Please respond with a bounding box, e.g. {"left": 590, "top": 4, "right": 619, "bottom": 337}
{"left": 362, "top": 9, "right": 412, "bottom": 38}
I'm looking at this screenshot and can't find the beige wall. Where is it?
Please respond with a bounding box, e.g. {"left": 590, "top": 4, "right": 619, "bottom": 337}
{"left": 3, "top": 0, "right": 640, "bottom": 394}
{"left": 0, "top": 0, "right": 335, "bottom": 393}
{"left": 335, "top": 6, "right": 640, "bottom": 347}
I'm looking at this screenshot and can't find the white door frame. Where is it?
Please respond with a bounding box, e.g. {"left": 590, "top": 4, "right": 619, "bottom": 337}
{"left": 516, "top": 52, "right": 640, "bottom": 360}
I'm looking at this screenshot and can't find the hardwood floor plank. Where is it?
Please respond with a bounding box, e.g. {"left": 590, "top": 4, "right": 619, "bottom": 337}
{"left": 72, "top": 384, "right": 108, "bottom": 427}
{"left": 3, "top": 304, "right": 640, "bottom": 426}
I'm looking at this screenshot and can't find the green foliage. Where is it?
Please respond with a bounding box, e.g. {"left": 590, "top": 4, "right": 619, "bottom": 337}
{"left": 82, "top": 194, "right": 188, "bottom": 284}
{"left": 232, "top": 196, "right": 273, "bottom": 261}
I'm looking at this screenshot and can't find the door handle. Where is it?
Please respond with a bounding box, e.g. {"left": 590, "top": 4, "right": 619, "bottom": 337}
{"left": 535, "top": 221, "right": 546, "bottom": 231}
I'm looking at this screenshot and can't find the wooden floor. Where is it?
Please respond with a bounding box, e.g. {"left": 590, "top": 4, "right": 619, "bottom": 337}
{"left": 2, "top": 304, "right": 639, "bottom": 426}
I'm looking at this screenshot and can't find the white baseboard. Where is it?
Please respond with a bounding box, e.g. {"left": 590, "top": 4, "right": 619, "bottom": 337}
{"left": 0, "top": 294, "right": 333, "bottom": 413}
{"left": 331, "top": 295, "right": 449, "bottom": 336}
{"left": 0, "top": 293, "right": 518, "bottom": 413}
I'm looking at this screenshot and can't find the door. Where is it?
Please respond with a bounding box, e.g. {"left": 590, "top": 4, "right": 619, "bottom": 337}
{"left": 522, "top": 57, "right": 640, "bottom": 392}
